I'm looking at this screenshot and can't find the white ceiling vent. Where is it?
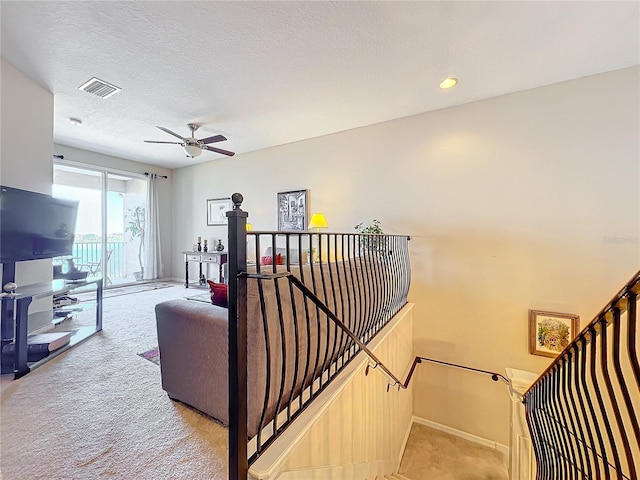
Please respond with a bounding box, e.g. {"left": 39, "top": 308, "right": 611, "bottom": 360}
{"left": 78, "top": 77, "right": 121, "bottom": 99}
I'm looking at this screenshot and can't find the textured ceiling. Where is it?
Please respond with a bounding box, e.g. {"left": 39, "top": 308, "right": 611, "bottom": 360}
{"left": 1, "top": 1, "right": 639, "bottom": 169}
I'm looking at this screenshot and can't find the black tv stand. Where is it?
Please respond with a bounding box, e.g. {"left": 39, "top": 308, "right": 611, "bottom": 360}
{"left": 1, "top": 261, "right": 103, "bottom": 379}
{"left": 0, "top": 262, "right": 16, "bottom": 355}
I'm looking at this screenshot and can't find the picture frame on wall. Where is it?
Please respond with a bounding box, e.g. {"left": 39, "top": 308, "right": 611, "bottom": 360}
{"left": 207, "top": 197, "right": 232, "bottom": 226}
{"left": 529, "top": 310, "right": 580, "bottom": 358}
{"left": 277, "top": 189, "right": 308, "bottom": 231}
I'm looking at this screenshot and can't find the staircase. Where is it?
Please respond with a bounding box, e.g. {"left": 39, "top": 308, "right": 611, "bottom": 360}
{"left": 232, "top": 205, "right": 638, "bottom": 480}
{"left": 247, "top": 307, "right": 512, "bottom": 480}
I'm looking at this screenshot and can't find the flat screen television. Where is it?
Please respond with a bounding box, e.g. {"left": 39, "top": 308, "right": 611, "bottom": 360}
{"left": 0, "top": 185, "right": 79, "bottom": 263}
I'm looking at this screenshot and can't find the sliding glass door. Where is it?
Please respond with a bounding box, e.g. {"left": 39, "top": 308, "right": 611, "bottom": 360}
{"left": 53, "top": 164, "right": 147, "bottom": 286}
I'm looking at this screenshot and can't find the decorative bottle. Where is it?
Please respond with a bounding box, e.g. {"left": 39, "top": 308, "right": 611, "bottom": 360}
{"left": 203, "top": 239, "right": 208, "bottom": 252}
{"left": 215, "top": 239, "right": 225, "bottom": 252}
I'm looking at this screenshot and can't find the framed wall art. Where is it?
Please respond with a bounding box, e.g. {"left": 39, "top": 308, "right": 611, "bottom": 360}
{"left": 277, "top": 189, "right": 308, "bottom": 231}
{"left": 529, "top": 310, "right": 580, "bottom": 358}
{"left": 207, "top": 197, "right": 232, "bottom": 226}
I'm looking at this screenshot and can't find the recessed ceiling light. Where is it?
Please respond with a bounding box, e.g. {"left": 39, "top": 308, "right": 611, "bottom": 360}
{"left": 69, "top": 117, "right": 83, "bottom": 126}
{"left": 439, "top": 77, "right": 458, "bottom": 89}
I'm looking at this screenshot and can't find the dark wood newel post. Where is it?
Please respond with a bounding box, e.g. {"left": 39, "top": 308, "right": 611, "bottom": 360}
{"left": 227, "top": 193, "right": 248, "bottom": 480}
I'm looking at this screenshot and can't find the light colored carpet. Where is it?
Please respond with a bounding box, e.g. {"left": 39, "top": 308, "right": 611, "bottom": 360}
{"left": 185, "top": 292, "right": 210, "bottom": 303}
{"left": 398, "top": 423, "right": 508, "bottom": 480}
{"left": 74, "top": 281, "right": 177, "bottom": 302}
{"left": 0, "top": 284, "right": 228, "bottom": 480}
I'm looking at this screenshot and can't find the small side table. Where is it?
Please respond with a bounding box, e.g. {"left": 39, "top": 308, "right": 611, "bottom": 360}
{"left": 182, "top": 251, "right": 228, "bottom": 287}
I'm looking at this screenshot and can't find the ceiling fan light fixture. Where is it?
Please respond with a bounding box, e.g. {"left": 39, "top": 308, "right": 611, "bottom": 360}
{"left": 144, "top": 123, "right": 234, "bottom": 158}
{"left": 184, "top": 144, "right": 202, "bottom": 157}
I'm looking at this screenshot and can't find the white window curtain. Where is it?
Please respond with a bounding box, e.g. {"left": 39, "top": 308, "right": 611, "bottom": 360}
{"left": 143, "top": 174, "right": 163, "bottom": 280}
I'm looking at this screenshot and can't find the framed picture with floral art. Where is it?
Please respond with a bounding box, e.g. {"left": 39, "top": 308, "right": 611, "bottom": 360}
{"left": 529, "top": 310, "right": 580, "bottom": 358}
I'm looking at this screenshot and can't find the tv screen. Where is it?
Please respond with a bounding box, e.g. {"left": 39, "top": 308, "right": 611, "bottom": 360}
{"left": 0, "top": 185, "right": 79, "bottom": 263}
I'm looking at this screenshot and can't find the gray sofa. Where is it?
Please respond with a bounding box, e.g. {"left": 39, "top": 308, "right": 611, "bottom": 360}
{"left": 155, "top": 299, "right": 232, "bottom": 425}
{"left": 155, "top": 256, "right": 376, "bottom": 435}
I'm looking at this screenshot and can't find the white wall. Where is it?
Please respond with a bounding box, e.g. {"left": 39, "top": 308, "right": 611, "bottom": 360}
{"left": 1, "top": 59, "right": 54, "bottom": 192}
{"left": 1, "top": 58, "right": 55, "bottom": 328}
{"left": 52, "top": 144, "right": 173, "bottom": 279}
{"left": 172, "top": 66, "right": 639, "bottom": 445}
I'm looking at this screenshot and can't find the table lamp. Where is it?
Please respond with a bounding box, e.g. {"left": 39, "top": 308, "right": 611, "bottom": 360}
{"left": 308, "top": 213, "right": 328, "bottom": 232}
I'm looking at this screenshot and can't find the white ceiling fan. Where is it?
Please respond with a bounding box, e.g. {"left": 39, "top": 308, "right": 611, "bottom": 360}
{"left": 144, "top": 123, "right": 235, "bottom": 158}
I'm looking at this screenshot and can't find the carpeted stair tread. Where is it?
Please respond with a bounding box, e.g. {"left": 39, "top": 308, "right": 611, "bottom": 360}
{"left": 398, "top": 423, "right": 508, "bottom": 480}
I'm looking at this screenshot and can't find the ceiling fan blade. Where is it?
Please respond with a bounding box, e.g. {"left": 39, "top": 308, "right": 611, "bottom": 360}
{"left": 198, "top": 134, "right": 227, "bottom": 144}
{"left": 203, "top": 145, "right": 235, "bottom": 156}
{"left": 156, "top": 126, "right": 186, "bottom": 141}
{"left": 144, "top": 140, "right": 183, "bottom": 144}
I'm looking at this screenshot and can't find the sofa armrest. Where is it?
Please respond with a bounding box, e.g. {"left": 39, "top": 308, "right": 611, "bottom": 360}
{"left": 155, "top": 299, "right": 230, "bottom": 424}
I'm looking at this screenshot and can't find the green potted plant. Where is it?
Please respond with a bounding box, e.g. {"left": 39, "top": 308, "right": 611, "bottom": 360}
{"left": 125, "top": 205, "right": 145, "bottom": 281}
{"left": 354, "top": 219, "right": 385, "bottom": 253}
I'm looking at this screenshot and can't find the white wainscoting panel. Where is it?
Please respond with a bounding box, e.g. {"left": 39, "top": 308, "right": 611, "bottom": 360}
{"left": 505, "top": 367, "right": 538, "bottom": 480}
{"left": 249, "top": 304, "right": 415, "bottom": 480}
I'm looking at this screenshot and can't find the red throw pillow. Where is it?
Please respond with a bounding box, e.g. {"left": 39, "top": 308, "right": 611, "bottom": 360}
{"left": 260, "top": 255, "right": 272, "bottom": 266}
{"left": 207, "top": 280, "right": 228, "bottom": 308}
{"left": 260, "top": 253, "right": 283, "bottom": 266}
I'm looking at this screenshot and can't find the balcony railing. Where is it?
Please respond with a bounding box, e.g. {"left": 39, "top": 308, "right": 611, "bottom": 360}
{"left": 72, "top": 241, "right": 125, "bottom": 280}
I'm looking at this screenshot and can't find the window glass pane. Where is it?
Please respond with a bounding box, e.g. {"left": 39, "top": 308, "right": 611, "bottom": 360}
{"left": 53, "top": 165, "right": 103, "bottom": 274}
{"left": 109, "top": 173, "right": 146, "bottom": 284}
